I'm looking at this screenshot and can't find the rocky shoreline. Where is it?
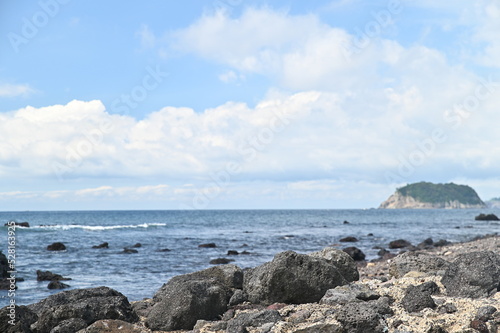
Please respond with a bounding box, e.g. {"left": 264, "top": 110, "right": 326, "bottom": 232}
{"left": 1, "top": 235, "right": 499, "bottom": 333}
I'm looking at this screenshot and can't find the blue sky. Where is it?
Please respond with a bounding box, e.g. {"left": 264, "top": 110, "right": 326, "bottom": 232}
{"left": 1, "top": 0, "right": 500, "bottom": 210}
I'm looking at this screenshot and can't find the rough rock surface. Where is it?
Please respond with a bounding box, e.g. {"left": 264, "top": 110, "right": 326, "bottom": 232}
{"left": 309, "top": 247, "right": 359, "bottom": 282}
{"left": 243, "top": 250, "right": 348, "bottom": 305}
{"left": 441, "top": 251, "right": 500, "bottom": 298}
{"left": 27, "top": 286, "right": 138, "bottom": 333}
{"left": 0, "top": 305, "right": 38, "bottom": 333}
{"left": 145, "top": 265, "right": 241, "bottom": 331}
{"left": 76, "top": 319, "right": 145, "bottom": 333}
{"left": 36, "top": 270, "right": 71, "bottom": 281}
{"left": 320, "top": 283, "right": 379, "bottom": 305}
{"left": 389, "top": 252, "right": 450, "bottom": 278}
{"left": 401, "top": 281, "right": 439, "bottom": 313}
{"left": 342, "top": 246, "right": 366, "bottom": 261}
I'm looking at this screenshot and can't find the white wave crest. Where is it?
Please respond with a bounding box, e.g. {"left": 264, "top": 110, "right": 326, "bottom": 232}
{"left": 35, "top": 223, "right": 167, "bottom": 231}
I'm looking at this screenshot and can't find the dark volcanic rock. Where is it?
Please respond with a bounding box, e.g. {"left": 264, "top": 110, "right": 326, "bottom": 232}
{"left": 210, "top": 258, "right": 235, "bottom": 265}
{"left": 198, "top": 243, "right": 217, "bottom": 248}
{"left": 320, "top": 283, "right": 380, "bottom": 305}
{"left": 0, "top": 305, "right": 38, "bottom": 333}
{"left": 339, "top": 236, "right": 358, "bottom": 242}
{"left": 389, "top": 239, "right": 412, "bottom": 249}
{"left": 48, "top": 281, "right": 71, "bottom": 290}
{"left": 226, "top": 309, "right": 281, "bottom": 333}
{"left": 145, "top": 265, "right": 241, "bottom": 331}
{"left": 475, "top": 213, "right": 500, "bottom": 221}
{"left": 51, "top": 317, "right": 87, "bottom": 332}
{"left": 434, "top": 239, "right": 451, "bottom": 247}
{"left": 122, "top": 248, "right": 138, "bottom": 254}
{"left": 401, "top": 282, "right": 439, "bottom": 313}
{"left": 77, "top": 319, "right": 144, "bottom": 333}
{"left": 131, "top": 243, "right": 142, "bottom": 248}
{"left": 4, "top": 221, "right": 30, "bottom": 228}
{"left": 389, "top": 252, "right": 450, "bottom": 278}
{"left": 334, "top": 297, "right": 393, "bottom": 333}
{"left": 0, "top": 251, "right": 9, "bottom": 279}
{"left": 227, "top": 250, "right": 239, "bottom": 255}
{"left": 441, "top": 251, "right": 500, "bottom": 298}
{"left": 475, "top": 305, "right": 497, "bottom": 322}
{"left": 243, "top": 250, "right": 348, "bottom": 305}
{"left": 47, "top": 242, "right": 66, "bottom": 251}
{"left": 36, "top": 270, "right": 71, "bottom": 281}
{"left": 309, "top": 247, "right": 360, "bottom": 282}
{"left": 342, "top": 246, "right": 366, "bottom": 261}
{"left": 92, "top": 242, "right": 109, "bottom": 249}
{"left": 417, "top": 238, "right": 434, "bottom": 249}
{"left": 27, "top": 286, "right": 138, "bottom": 333}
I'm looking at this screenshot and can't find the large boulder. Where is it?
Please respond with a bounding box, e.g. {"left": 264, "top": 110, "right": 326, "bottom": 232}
{"left": 389, "top": 252, "right": 450, "bottom": 278}
{"left": 243, "top": 250, "right": 348, "bottom": 305}
{"left": 441, "top": 251, "right": 500, "bottom": 298}
{"left": 0, "top": 305, "right": 38, "bottom": 333}
{"left": 309, "top": 247, "right": 359, "bottom": 282}
{"left": 27, "top": 286, "right": 138, "bottom": 333}
{"left": 145, "top": 265, "right": 241, "bottom": 331}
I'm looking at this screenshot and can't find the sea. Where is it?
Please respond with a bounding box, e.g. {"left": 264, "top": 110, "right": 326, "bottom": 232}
{"left": 0, "top": 209, "right": 498, "bottom": 308}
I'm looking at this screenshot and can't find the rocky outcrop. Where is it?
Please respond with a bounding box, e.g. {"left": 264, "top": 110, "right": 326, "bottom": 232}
{"left": 475, "top": 213, "right": 500, "bottom": 221}
{"left": 243, "top": 250, "right": 349, "bottom": 305}
{"left": 389, "top": 252, "right": 450, "bottom": 278}
{"left": 441, "top": 251, "right": 500, "bottom": 298}
{"left": 27, "top": 286, "right": 138, "bottom": 333}
{"left": 36, "top": 270, "right": 71, "bottom": 281}
{"left": 46, "top": 242, "right": 67, "bottom": 251}
{"left": 379, "top": 191, "right": 485, "bottom": 209}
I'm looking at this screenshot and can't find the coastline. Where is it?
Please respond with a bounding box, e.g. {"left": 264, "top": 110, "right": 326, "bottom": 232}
{"left": 1, "top": 234, "right": 499, "bottom": 333}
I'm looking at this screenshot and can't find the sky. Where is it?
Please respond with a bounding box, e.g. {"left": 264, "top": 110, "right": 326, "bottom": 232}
{"left": 0, "top": 0, "right": 499, "bottom": 210}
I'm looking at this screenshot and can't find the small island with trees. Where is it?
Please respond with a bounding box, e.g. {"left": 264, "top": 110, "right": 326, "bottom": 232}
{"left": 379, "top": 181, "right": 486, "bottom": 209}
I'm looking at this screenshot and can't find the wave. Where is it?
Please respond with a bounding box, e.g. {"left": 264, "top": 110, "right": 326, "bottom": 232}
{"left": 30, "top": 223, "right": 167, "bottom": 231}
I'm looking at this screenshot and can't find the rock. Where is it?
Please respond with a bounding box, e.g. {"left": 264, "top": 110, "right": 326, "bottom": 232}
{"left": 76, "top": 319, "right": 144, "bottom": 333}
{"left": 50, "top": 318, "right": 88, "bottom": 332}
{"left": 157, "top": 248, "right": 171, "bottom": 252}
{"left": 92, "top": 242, "right": 109, "bottom": 249}
{"left": 122, "top": 248, "right": 138, "bottom": 254}
{"left": 339, "top": 236, "right": 358, "bottom": 242}
{"left": 470, "top": 319, "right": 489, "bottom": 333}
{"left": 241, "top": 250, "right": 251, "bottom": 255}
{"left": 475, "top": 213, "right": 500, "bottom": 221}
{"left": 309, "top": 247, "right": 360, "bottom": 282}
{"left": 0, "top": 251, "right": 9, "bottom": 279}
{"left": 27, "top": 286, "right": 138, "bottom": 333}
{"left": 343, "top": 220, "right": 350, "bottom": 224}
{"left": 389, "top": 239, "right": 412, "bottom": 249}
{"left": 145, "top": 265, "right": 241, "bottom": 331}
{"left": 0, "top": 305, "right": 38, "bottom": 333}
{"left": 342, "top": 247, "right": 366, "bottom": 261}
{"left": 320, "top": 283, "right": 380, "bottom": 305}
{"left": 48, "top": 281, "right": 71, "bottom": 289}
{"left": 243, "top": 250, "right": 348, "bottom": 305}
{"left": 198, "top": 243, "right": 217, "bottom": 248}
{"left": 418, "top": 238, "right": 434, "bottom": 249}
{"left": 47, "top": 242, "right": 66, "bottom": 251}
{"left": 437, "top": 302, "right": 458, "bottom": 314}
{"left": 475, "top": 305, "right": 497, "bottom": 321}
{"left": 210, "top": 258, "right": 235, "bottom": 265}
{"left": 4, "top": 221, "right": 30, "bottom": 228}
{"left": 36, "top": 270, "right": 71, "bottom": 281}
{"left": 229, "top": 289, "right": 248, "bottom": 306}
{"left": 131, "top": 243, "right": 141, "bottom": 248}
{"left": 389, "top": 252, "right": 450, "bottom": 278}
{"left": 433, "top": 239, "right": 451, "bottom": 247}
{"left": 441, "top": 251, "right": 500, "bottom": 298}
{"left": 227, "top": 250, "right": 239, "bottom": 255}
{"left": 401, "top": 282, "right": 439, "bottom": 313}
{"left": 334, "top": 297, "right": 393, "bottom": 333}
{"left": 226, "top": 309, "right": 281, "bottom": 333}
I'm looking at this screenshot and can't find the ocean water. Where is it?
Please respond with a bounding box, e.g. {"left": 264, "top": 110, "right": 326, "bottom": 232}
{"left": 0, "top": 209, "right": 498, "bottom": 307}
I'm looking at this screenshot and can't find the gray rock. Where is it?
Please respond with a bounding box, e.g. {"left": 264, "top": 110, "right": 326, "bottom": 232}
{"left": 475, "top": 305, "right": 497, "bottom": 321}
{"left": 334, "top": 297, "right": 393, "bottom": 333}
{"left": 320, "top": 283, "right": 379, "bottom": 305}
{"left": 27, "top": 286, "right": 138, "bottom": 333}
{"left": 437, "top": 303, "right": 458, "bottom": 314}
{"left": 36, "top": 270, "right": 71, "bottom": 281}
{"left": 0, "top": 251, "right": 9, "bottom": 279}
{"left": 389, "top": 252, "right": 450, "bottom": 278}
{"left": 0, "top": 305, "right": 38, "bottom": 333}
{"left": 441, "top": 251, "right": 500, "bottom": 298}
{"left": 77, "top": 319, "right": 144, "bottom": 333}
{"left": 50, "top": 318, "right": 87, "bottom": 333}
{"left": 401, "top": 282, "right": 439, "bottom": 313}
{"left": 47, "top": 281, "right": 70, "bottom": 290}
{"left": 342, "top": 247, "right": 366, "bottom": 261}
{"left": 309, "top": 247, "right": 359, "bottom": 282}
{"left": 389, "top": 239, "right": 412, "bottom": 249}
{"left": 229, "top": 289, "right": 248, "bottom": 306}
{"left": 244, "top": 250, "right": 348, "bottom": 305}
{"left": 145, "top": 265, "right": 240, "bottom": 331}
{"left": 226, "top": 309, "right": 281, "bottom": 333}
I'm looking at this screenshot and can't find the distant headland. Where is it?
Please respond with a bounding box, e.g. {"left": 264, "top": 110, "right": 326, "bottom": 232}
{"left": 379, "top": 182, "right": 486, "bottom": 209}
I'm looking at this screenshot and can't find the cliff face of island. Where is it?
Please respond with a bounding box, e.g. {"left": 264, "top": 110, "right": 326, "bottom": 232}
{"left": 379, "top": 182, "right": 486, "bottom": 209}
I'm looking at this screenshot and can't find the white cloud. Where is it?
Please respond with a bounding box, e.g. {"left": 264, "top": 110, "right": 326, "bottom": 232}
{"left": 136, "top": 24, "right": 156, "bottom": 49}
{"left": 0, "top": 83, "right": 35, "bottom": 97}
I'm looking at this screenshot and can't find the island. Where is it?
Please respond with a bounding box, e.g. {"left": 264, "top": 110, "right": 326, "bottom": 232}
{"left": 379, "top": 182, "right": 486, "bottom": 209}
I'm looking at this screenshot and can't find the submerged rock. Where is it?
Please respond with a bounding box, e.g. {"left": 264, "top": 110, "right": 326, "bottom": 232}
{"left": 339, "top": 236, "right": 358, "bottom": 242}
{"left": 36, "top": 270, "right": 71, "bottom": 281}
{"left": 475, "top": 213, "right": 499, "bottom": 221}
{"left": 47, "top": 242, "right": 67, "bottom": 251}
{"left": 92, "top": 242, "right": 109, "bottom": 249}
